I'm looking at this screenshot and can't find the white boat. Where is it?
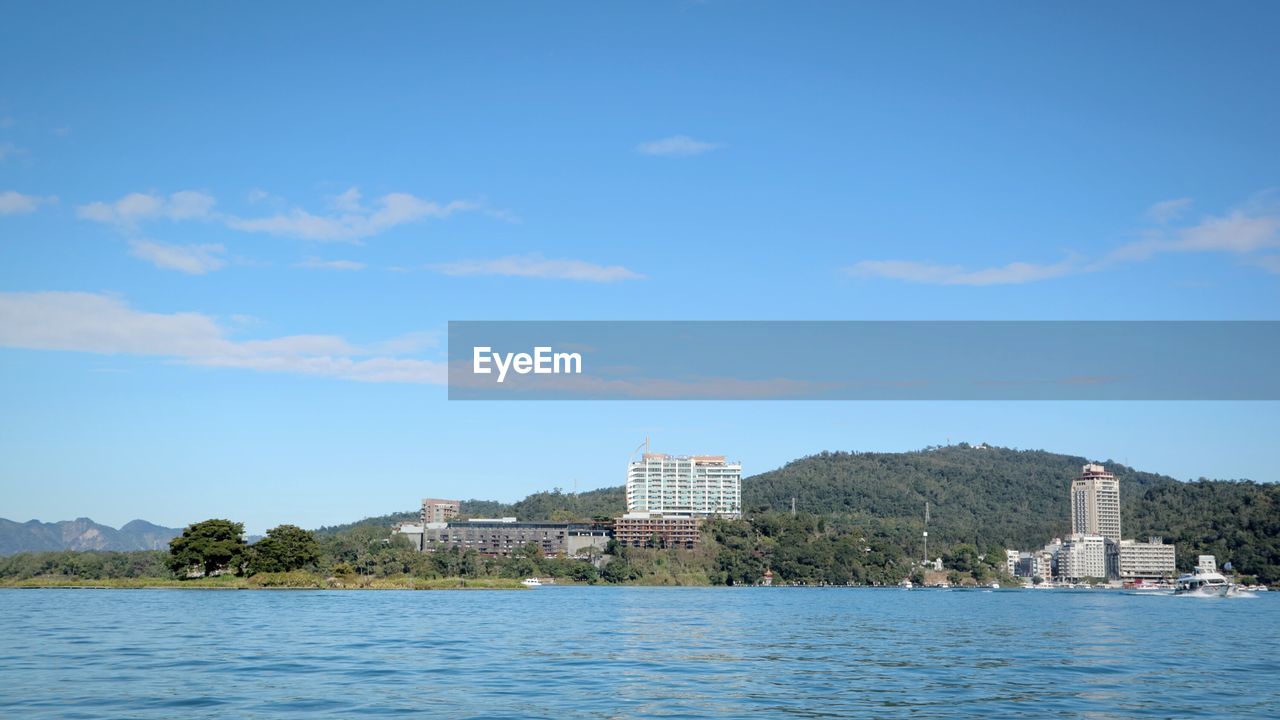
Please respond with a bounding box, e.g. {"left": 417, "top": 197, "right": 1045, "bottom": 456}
{"left": 1174, "top": 556, "right": 1236, "bottom": 597}
{"left": 520, "top": 577, "right": 542, "bottom": 588}
{"left": 988, "top": 582, "right": 1000, "bottom": 589}
{"left": 900, "top": 579, "right": 913, "bottom": 589}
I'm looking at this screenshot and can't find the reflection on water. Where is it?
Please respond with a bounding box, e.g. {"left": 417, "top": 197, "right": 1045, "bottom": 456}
{"left": 1, "top": 588, "right": 1276, "bottom": 718}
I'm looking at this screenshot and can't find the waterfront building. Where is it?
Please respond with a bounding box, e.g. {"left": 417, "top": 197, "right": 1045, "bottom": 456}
{"left": 395, "top": 518, "right": 613, "bottom": 557}
{"left": 421, "top": 498, "right": 461, "bottom": 524}
{"left": 1070, "top": 463, "right": 1121, "bottom": 542}
{"left": 1118, "top": 537, "right": 1177, "bottom": 582}
{"left": 1057, "top": 534, "right": 1118, "bottom": 581}
{"left": 625, "top": 452, "right": 741, "bottom": 518}
{"left": 612, "top": 513, "right": 702, "bottom": 549}
{"left": 1008, "top": 550, "right": 1055, "bottom": 581}
{"left": 1005, "top": 549, "right": 1019, "bottom": 576}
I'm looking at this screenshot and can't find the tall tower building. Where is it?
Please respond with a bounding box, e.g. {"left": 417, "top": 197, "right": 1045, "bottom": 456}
{"left": 625, "top": 452, "right": 741, "bottom": 518}
{"left": 1070, "top": 463, "right": 1121, "bottom": 542}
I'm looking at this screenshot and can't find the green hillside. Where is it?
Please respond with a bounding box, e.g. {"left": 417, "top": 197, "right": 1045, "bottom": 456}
{"left": 744, "top": 444, "right": 1279, "bottom": 580}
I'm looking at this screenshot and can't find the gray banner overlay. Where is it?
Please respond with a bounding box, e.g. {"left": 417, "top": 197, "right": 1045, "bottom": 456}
{"left": 448, "top": 321, "right": 1280, "bottom": 401}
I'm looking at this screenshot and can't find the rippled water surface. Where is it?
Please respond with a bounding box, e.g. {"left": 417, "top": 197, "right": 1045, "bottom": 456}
{"left": 2, "top": 587, "right": 1277, "bottom": 718}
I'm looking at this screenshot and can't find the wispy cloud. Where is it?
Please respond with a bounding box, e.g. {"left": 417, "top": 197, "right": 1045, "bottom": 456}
{"left": 226, "top": 189, "right": 476, "bottom": 242}
{"left": 1145, "top": 197, "right": 1193, "bottom": 224}
{"left": 77, "top": 191, "right": 216, "bottom": 227}
{"left": 296, "top": 257, "right": 366, "bottom": 271}
{"left": 846, "top": 258, "right": 1078, "bottom": 286}
{"left": 1106, "top": 207, "right": 1280, "bottom": 264}
{"left": 0, "top": 191, "right": 55, "bottom": 215}
{"left": 77, "top": 187, "right": 478, "bottom": 242}
{"left": 429, "top": 254, "right": 645, "bottom": 282}
{"left": 128, "top": 240, "right": 227, "bottom": 275}
{"left": 0, "top": 291, "right": 445, "bottom": 384}
{"left": 329, "top": 187, "right": 365, "bottom": 213}
{"left": 636, "top": 135, "right": 721, "bottom": 157}
{"left": 848, "top": 194, "right": 1280, "bottom": 286}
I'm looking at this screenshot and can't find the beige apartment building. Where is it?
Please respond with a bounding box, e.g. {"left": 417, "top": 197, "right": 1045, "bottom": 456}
{"left": 1071, "top": 463, "right": 1121, "bottom": 542}
{"left": 1118, "top": 537, "right": 1177, "bottom": 581}
{"left": 420, "top": 498, "right": 461, "bottom": 524}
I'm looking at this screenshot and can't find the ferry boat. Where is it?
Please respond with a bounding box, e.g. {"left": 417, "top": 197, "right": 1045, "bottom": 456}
{"left": 520, "top": 577, "right": 542, "bottom": 588}
{"left": 1174, "top": 556, "right": 1236, "bottom": 597}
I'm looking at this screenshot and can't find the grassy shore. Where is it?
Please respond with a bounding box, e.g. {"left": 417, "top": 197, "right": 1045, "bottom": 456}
{"left": 0, "top": 572, "right": 525, "bottom": 590}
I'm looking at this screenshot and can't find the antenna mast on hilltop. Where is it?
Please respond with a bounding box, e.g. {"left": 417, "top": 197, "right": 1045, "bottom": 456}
{"left": 923, "top": 501, "right": 930, "bottom": 563}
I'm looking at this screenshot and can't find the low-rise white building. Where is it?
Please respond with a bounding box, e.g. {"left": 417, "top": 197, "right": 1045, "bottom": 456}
{"left": 1058, "top": 534, "right": 1118, "bottom": 581}
{"left": 1118, "top": 537, "right": 1176, "bottom": 581}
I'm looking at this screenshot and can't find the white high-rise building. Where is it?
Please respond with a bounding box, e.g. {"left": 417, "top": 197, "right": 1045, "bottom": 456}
{"left": 1071, "top": 463, "right": 1121, "bottom": 542}
{"left": 626, "top": 452, "right": 741, "bottom": 518}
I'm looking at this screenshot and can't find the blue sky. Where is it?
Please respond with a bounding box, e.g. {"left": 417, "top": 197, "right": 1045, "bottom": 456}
{"left": 1, "top": 2, "right": 1278, "bottom": 532}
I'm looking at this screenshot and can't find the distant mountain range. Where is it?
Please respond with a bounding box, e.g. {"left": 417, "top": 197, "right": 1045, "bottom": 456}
{"left": 0, "top": 518, "right": 181, "bottom": 555}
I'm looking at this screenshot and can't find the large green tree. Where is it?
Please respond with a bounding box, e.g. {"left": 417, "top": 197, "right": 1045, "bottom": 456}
{"left": 248, "top": 524, "right": 321, "bottom": 574}
{"left": 168, "top": 519, "right": 247, "bottom": 577}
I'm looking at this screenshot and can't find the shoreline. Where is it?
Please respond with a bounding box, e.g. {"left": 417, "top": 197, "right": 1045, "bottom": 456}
{"left": 0, "top": 575, "right": 526, "bottom": 591}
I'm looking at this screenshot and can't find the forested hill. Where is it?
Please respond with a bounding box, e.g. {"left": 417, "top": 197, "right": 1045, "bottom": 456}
{"left": 744, "top": 445, "right": 1279, "bottom": 577}
{"left": 744, "top": 445, "right": 1172, "bottom": 549}
{"left": 313, "top": 487, "right": 626, "bottom": 537}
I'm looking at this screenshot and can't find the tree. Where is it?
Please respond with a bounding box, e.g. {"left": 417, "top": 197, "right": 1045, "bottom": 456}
{"left": 249, "top": 524, "right": 320, "bottom": 574}
{"left": 944, "top": 544, "right": 980, "bottom": 573}
{"left": 168, "top": 519, "right": 247, "bottom": 577}
{"left": 602, "top": 558, "right": 639, "bottom": 583}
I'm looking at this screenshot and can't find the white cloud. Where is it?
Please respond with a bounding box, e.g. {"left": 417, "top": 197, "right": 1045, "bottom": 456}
{"left": 77, "top": 187, "right": 478, "bottom": 242}
{"left": 1107, "top": 208, "right": 1280, "bottom": 264}
{"left": 1146, "top": 197, "right": 1193, "bottom": 224}
{"left": 76, "top": 191, "right": 216, "bottom": 227}
{"left": 166, "top": 190, "right": 217, "bottom": 220}
{"left": 0, "top": 291, "right": 445, "bottom": 384}
{"left": 296, "top": 257, "right": 366, "bottom": 271}
{"left": 227, "top": 191, "right": 476, "bottom": 242}
{"left": 851, "top": 194, "right": 1280, "bottom": 286}
{"left": 128, "top": 240, "right": 227, "bottom": 275}
{"left": 245, "top": 188, "right": 276, "bottom": 205}
{"left": 0, "top": 191, "right": 55, "bottom": 215}
{"left": 330, "top": 187, "right": 365, "bottom": 213}
{"left": 1175, "top": 212, "right": 1280, "bottom": 253}
{"left": 429, "top": 254, "right": 646, "bottom": 282}
{"left": 846, "top": 258, "right": 1078, "bottom": 286}
{"left": 636, "top": 135, "right": 721, "bottom": 157}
